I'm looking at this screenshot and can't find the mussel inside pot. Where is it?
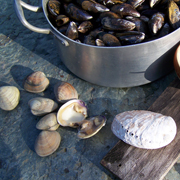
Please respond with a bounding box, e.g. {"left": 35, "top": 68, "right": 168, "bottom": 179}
{"left": 46, "top": 0, "right": 180, "bottom": 47}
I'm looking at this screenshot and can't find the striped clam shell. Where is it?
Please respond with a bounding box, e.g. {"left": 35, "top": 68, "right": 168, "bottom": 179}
{"left": 0, "top": 86, "right": 20, "bottom": 111}
{"left": 34, "top": 130, "right": 61, "bottom": 157}
{"left": 24, "top": 71, "right": 49, "bottom": 93}
{"left": 54, "top": 81, "right": 78, "bottom": 103}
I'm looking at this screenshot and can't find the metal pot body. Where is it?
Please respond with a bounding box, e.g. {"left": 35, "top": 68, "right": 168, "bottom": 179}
{"left": 15, "top": 0, "right": 180, "bottom": 87}
{"left": 53, "top": 34, "right": 178, "bottom": 87}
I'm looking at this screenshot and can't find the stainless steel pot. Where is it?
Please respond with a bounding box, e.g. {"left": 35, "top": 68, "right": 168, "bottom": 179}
{"left": 14, "top": 0, "right": 180, "bottom": 87}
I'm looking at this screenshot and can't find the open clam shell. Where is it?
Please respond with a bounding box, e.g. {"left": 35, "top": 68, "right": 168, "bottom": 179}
{"left": 36, "top": 112, "right": 59, "bottom": 131}
{"left": 77, "top": 115, "right": 107, "bottom": 139}
{"left": 28, "top": 97, "right": 58, "bottom": 116}
{"left": 57, "top": 99, "right": 87, "bottom": 127}
{"left": 34, "top": 130, "right": 61, "bottom": 157}
{"left": 0, "top": 86, "right": 20, "bottom": 111}
{"left": 54, "top": 81, "right": 78, "bottom": 103}
{"left": 24, "top": 71, "right": 49, "bottom": 93}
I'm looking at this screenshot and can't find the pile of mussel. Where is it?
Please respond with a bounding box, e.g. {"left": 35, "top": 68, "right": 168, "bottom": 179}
{"left": 47, "top": 0, "right": 180, "bottom": 46}
{"left": 0, "top": 71, "right": 106, "bottom": 157}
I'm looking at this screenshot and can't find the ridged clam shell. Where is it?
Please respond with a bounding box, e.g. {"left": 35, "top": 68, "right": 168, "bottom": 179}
{"left": 54, "top": 81, "right": 78, "bottom": 102}
{"left": 34, "top": 130, "right": 61, "bottom": 157}
{"left": 24, "top": 71, "right": 49, "bottom": 93}
{"left": 36, "top": 113, "right": 59, "bottom": 131}
{"left": 28, "top": 97, "right": 58, "bottom": 116}
{"left": 111, "top": 110, "right": 177, "bottom": 149}
{"left": 0, "top": 86, "right": 20, "bottom": 111}
{"left": 57, "top": 99, "right": 87, "bottom": 127}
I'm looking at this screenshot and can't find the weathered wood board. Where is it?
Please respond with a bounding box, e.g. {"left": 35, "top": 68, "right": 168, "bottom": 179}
{"left": 101, "top": 77, "right": 180, "bottom": 180}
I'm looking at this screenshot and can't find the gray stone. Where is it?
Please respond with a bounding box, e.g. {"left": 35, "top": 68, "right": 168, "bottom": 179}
{"left": 0, "top": 0, "right": 179, "bottom": 179}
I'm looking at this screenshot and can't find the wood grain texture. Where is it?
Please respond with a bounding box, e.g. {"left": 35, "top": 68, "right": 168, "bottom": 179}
{"left": 101, "top": 77, "right": 180, "bottom": 180}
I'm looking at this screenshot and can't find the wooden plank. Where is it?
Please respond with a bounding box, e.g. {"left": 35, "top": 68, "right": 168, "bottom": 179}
{"left": 101, "top": 77, "right": 180, "bottom": 180}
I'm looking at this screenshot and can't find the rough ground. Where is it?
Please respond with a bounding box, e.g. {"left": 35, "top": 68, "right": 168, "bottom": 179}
{"left": 0, "top": 0, "right": 180, "bottom": 180}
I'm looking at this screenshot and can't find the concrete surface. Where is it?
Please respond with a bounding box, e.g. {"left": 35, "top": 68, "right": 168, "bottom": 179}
{"left": 0, "top": 0, "right": 180, "bottom": 180}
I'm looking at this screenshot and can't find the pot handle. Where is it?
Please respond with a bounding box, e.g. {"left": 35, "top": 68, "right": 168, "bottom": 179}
{"left": 14, "top": 0, "right": 69, "bottom": 46}
{"left": 14, "top": 0, "right": 50, "bottom": 34}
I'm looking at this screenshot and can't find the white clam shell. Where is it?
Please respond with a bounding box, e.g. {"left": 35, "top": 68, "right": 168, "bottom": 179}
{"left": 111, "top": 110, "right": 177, "bottom": 149}
{"left": 28, "top": 97, "right": 58, "bottom": 116}
{"left": 0, "top": 86, "right": 20, "bottom": 111}
{"left": 57, "top": 99, "right": 87, "bottom": 127}
{"left": 36, "top": 113, "right": 59, "bottom": 131}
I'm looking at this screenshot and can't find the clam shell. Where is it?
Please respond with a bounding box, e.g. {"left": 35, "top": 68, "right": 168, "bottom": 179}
{"left": 54, "top": 81, "right": 78, "bottom": 102}
{"left": 34, "top": 130, "right": 61, "bottom": 157}
{"left": 24, "top": 71, "right": 49, "bottom": 93}
{"left": 0, "top": 86, "right": 20, "bottom": 111}
{"left": 77, "top": 115, "right": 107, "bottom": 139}
{"left": 28, "top": 97, "right": 58, "bottom": 116}
{"left": 57, "top": 99, "right": 87, "bottom": 127}
{"left": 36, "top": 113, "right": 59, "bottom": 131}
{"left": 111, "top": 110, "right": 177, "bottom": 149}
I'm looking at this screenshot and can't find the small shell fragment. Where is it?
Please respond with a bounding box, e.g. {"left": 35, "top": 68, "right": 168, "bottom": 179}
{"left": 36, "top": 112, "right": 59, "bottom": 131}
{"left": 0, "top": 86, "right": 20, "bottom": 111}
{"left": 28, "top": 97, "right": 58, "bottom": 116}
{"left": 24, "top": 71, "right": 49, "bottom": 93}
{"left": 57, "top": 99, "right": 87, "bottom": 127}
{"left": 77, "top": 115, "right": 107, "bottom": 139}
{"left": 111, "top": 110, "right": 177, "bottom": 149}
{"left": 34, "top": 130, "right": 61, "bottom": 157}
